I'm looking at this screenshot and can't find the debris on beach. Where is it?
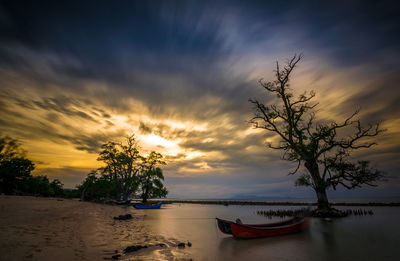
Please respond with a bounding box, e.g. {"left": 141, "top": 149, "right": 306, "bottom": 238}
{"left": 176, "top": 241, "right": 192, "bottom": 248}
{"left": 106, "top": 241, "right": 192, "bottom": 260}
{"left": 123, "top": 245, "right": 148, "bottom": 253}
{"left": 113, "top": 214, "right": 133, "bottom": 220}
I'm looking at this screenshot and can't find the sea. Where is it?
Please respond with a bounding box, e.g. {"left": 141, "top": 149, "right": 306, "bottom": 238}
{"left": 138, "top": 199, "right": 400, "bottom": 260}
{"left": 161, "top": 196, "right": 400, "bottom": 204}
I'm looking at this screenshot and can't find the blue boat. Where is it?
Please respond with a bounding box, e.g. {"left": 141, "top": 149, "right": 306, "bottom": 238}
{"left": 134, "top": 202, "right": 163, "bottom": 209}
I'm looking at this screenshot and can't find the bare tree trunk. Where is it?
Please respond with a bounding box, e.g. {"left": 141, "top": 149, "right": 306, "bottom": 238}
{"left": 306, "top": 161, "right": 330, "bottom": 211}
{"left": 116, "top": 180, "right": 123, "bottom": 200}
{"left": 142, "top": 187, "right": 149, "bottom": 203}
{"left": 122, "top": 190, "right": 128, "bottom": 201}
{"left": 142, "top": 181, "right": 150, "bottom": 203}
{"left": 316, "top": 187, "right": 330, "bottom": 210}
{"left": 80, "top": 187, "right": 86, "bottom": 201}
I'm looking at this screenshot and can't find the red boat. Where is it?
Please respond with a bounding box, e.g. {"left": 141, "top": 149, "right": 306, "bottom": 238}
{"left": 216, "top": 215, "right": 310, "bottom": 239}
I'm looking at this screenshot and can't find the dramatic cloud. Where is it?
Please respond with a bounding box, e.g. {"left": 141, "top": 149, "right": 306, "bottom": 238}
{"left": 0, "top": 0, "right": 399, "bottom": 197}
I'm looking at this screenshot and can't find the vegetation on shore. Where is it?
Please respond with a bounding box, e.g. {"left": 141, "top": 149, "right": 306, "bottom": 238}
{"left": 77, "top": 135, "right": 168, "bottom": 202}
{"left": 0, "top": 136, "right": 74, "bottom": 197}
{"left": 1, "top": 134, "right": 168, "bottom": 202}
{"left": 0, "top": 134, "right": 168, "bottom": 202}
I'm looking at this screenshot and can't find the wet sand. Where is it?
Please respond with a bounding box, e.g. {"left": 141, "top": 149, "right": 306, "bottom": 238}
{"left": 0, "top": 196, "right": 190, "bottom": 260}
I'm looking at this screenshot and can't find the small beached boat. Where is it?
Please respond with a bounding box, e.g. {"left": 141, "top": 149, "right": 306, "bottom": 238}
{"left": 134, "top": 202, "right": 163, "bottom": 209}
{"left": 216, "top": 215, "right": 310, "bottom": 239}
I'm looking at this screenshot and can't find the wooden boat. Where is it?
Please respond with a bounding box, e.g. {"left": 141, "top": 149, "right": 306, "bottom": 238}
{"left": 134, "top": 202, "right": 163, "bottom": 209}
{"left": 216, "top": 215, "right": 310, "bottom": 239}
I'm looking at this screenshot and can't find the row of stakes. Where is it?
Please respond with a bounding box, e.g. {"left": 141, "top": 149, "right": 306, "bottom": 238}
{"left": 256, "top": 208, "right": 374, "bottom": 218}
{"left": 343, "top": 209, "right": 374, "bottom": 216}
{"left": 256, "top": 208, "right": 310, "bottom": 218}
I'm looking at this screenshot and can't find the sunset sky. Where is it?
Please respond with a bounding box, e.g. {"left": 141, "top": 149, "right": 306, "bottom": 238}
{"left": 1, "top": 0, "right": 399, "bottom": 199}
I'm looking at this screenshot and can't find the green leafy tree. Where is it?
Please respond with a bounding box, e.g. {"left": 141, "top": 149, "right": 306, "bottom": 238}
{"left": 50, "top": 179, "right": 65, "bottom": 197}
{"left": 138, "top": 151, "right": 168, "bottom": 203}
{"left": 63, "top": 188, "right": 80, "bottom": 199}
{"left": 77, "top": 170, "right": 117, "bottom": 200}
{"left": 249, "top": 54, "right": 384, "bottom": 213}
{"left": 79, "top": 135, "right": 168, "bottom": 202}
{"left": 97, "top": 135, "right": 141, "bottom": 200}
{"left": 0, "top": 136, "right": 35, "bottom": 194}
{"left": 26, "top": 175, "right": 52, "bottom": 196}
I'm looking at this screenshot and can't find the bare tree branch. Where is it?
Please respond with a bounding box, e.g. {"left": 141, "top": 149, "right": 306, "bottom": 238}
{"left": 249, "top": 54, "right": 385, "bottom": 210}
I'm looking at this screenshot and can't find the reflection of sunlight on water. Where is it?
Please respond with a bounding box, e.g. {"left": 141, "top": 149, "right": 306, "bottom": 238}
{"left": 139, "top": 204, "right": 400, "bottom": 261}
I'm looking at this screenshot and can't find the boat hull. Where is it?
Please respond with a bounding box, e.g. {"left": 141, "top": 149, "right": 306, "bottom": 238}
{"left": 134, "top": 202, "right": 163, "bottom": 209}
{"left": 216, "top": 216, "right": 310, "bottom": 239}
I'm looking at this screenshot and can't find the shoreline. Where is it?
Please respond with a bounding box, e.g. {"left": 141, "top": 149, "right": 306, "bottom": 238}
{"left": 3, "top": 195, "right": 399, "bottom": 207}
{"left": 0, "top": 195, "right": 191, "bottom": 260}
{"left": 152, "top": 199, "right": 400, "bottom": 207}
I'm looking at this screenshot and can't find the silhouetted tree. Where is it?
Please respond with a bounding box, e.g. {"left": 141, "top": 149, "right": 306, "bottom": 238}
{"left": 0, "top": 136, "right": 34, "bottom": 194}
{"left": 26, "top": 175, "right": 52, "bottom": 196}
{"left": 249, "top": 54, "right": 385, "bottom": 214}
{"left": 138, "top": 151, "right": 168, "bottom": 203}
{"left": 80, "top": 135, "right": 168, "bottom": 202}
{"left": 63, "top": 188, "right": 80, "bottom": 199}
{"left": 0, "top": 136, "right": 67, "bottom": 197}
{"left": 97, "top": 135, "right": 142, "bottom": 200}
{"left": 50, "top": 179, "right": 65, "bottom": 197}
{"left": 77, "top": 170, "right": 117, "bottom": 200}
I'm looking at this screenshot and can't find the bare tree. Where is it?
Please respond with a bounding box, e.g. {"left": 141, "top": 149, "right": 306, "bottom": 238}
{"left": 249, "top": 54, "right": 385, "bottom": 213}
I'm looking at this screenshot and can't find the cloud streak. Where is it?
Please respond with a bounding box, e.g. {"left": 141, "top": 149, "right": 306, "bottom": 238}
{"left": 0, "top": 0, "right": 399, "bottom": 197}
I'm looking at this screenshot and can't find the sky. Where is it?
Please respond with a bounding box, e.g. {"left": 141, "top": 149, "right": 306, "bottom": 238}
{"left": 1, "top": 0, "right": 399, "bottom": 199}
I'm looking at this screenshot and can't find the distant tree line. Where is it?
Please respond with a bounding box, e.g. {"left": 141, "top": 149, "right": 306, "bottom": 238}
{"left": 0, "top": 134, "right": 167, "bottom": 202}
{"left": 0, "top": 136, "right": 77, "bottom": 197}
{"left": 77, "top": 135, "right": 168, "bottom": 202}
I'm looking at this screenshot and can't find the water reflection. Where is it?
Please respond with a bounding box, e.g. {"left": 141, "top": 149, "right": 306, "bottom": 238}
{"left": 217, "top": 231, "right": 317, "bottom": 260}
{"left": 141, "top": 204, "right": 400, "bottom": 261}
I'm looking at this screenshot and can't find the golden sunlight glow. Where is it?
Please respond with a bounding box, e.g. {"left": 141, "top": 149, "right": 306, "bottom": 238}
{"left": 194, "top": 161, "right": 211, "bottom": 169}
{"left": 24, "top": 140, "right": 98, "bottom": 170}
{"left": 185, "top": 151, "right": 205, "bottom": 159}
{"left": 140, "top": 133, "right": 182, "bottom": 155}
{"left": 1, "top": 49, "right": 399, "bottom": 191}
{"left": 202, "top": 138, "right": 214, "bottom": 143}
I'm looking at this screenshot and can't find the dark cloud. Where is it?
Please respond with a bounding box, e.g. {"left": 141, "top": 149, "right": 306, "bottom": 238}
{"left": 139, "top": 122, "right": 152, "bottom": 135}
{"left": 337, "top": 68, "right": 400, "bottom": 123}
{"left": 1, "top": 0, "right": 399, "bottom": 198}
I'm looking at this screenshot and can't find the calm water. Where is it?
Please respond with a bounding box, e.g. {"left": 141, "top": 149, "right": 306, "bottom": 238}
{"left": 163, "top": 197, "right": 400, "bottom": 203}
{"left": 140, "top": 203, "right": 400, "bottom": 260}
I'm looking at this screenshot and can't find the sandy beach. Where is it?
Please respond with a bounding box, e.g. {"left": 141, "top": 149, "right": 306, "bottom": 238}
{"left": 0, "top": 196, "right": 190, "bottom": 261}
